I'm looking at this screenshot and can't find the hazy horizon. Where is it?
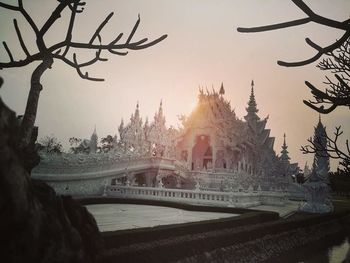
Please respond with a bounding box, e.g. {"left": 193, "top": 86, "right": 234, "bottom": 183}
{"left": 1, "top": 0, "right": 349, "bottom": 170}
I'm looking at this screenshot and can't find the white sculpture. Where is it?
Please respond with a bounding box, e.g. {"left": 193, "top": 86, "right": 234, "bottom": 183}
{"left": 299, "top": 169, "right": 333, "bottom": 213}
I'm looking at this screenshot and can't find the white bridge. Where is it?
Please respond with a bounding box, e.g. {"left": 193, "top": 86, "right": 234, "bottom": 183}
{"left": 32, "top": 154, "right": 181, "bottom": 196}
{"left": 32, "top": 153, "right": 293, "bottom": 208}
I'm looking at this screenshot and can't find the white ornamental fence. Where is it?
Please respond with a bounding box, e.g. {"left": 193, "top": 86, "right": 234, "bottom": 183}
{"left": 106, "top": 185, "right": 287, "bottom": 208}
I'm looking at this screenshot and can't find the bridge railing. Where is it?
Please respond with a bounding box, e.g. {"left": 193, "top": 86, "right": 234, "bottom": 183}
{"left": 106, "top": 185, "right": 287, "bottom": 208}
{"left": 32, "top": 156, "right": 176, "bottom": 180}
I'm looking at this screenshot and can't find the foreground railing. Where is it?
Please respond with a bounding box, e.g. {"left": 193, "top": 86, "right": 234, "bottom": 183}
{"left": 106, "top": 185, "right": 287, "bottom": 208}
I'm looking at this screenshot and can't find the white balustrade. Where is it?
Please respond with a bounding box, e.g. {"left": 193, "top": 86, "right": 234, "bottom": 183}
{"left": 32, "top": 155, "right": 176, "bottom": 181}
{"left": 106, "top": 185, "right": 287, "bottom": 208}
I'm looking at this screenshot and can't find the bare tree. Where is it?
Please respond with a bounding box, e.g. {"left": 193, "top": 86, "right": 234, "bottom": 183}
{"left": 37, "top": 135, "right": 63, "bottom": 154}
{"left": 301, "top": 126, "right": 350, "bottom": 173}
{"left": 311, "top": 39, "right": 350, "bottom": 113}
{"left": 237, "top": 0, "right": 350, "bottom": 171}
{"left": 0, "top": 0, "right": 167, "bottom": 148}
{"left": 237, "top": 0, "right": 350, "bottom": 114}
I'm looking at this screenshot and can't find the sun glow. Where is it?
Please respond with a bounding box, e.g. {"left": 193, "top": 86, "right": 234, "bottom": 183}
{"left": 188, "top": 100, "right": 197, "bottom": 113}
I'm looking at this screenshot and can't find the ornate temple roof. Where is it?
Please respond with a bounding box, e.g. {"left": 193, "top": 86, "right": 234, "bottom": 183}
{"left": 180, "top": 83, "right": 241, "bottom": 137}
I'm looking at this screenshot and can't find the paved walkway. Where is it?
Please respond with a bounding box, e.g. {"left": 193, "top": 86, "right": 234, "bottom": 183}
{"left": 86, "top": 204, "right": 237, "bottom": 232}
{"left": 251, "top": 200, "right": 301, "bottom": 218}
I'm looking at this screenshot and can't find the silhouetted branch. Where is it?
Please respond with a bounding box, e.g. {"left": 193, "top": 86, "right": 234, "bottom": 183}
{"left": 13, "top": 19, "right": 30, "bottom": 57}
{"left": 302, "top": 37, "right": 350, "bottom": 114}
{"left": 238, "top": 17, "right": 311, "bottom": 33}
{"left": 72, "top": 53, "right": 104, "bottom": 81}
{"left": 39, "top": 1, "right": 73, "bottom": 38}
{"left": 61, "top": 1, "right": 79, "bottom": 57}
{"left": 237, "top": 0, "right": 350, "bottom": 67}
{"left": 302, "top": 74, "right": 350, "bottom": 113}
{"left": 0, "top": 1, "right": 167, "bottom": 81}
{"left": 0, "top": 0, "right": 167, "bottom": 147}
{"left": 0, "top": 2, "right": 20, "bottom": 11}
{"left": 2, "top": 41, "right": 14, "bottom": 62}
{"left": 301, "top": 126, "right": 350, "bottom": 172}
{"left": 17, "top": 2, "right": 40, "bottom": 35}
{"left": 277, "top": 31, "right": 350, "bottom": 67}
{"left": 237, "top": 0, "right": 350, "bottom": 114}
{"left": 89, "top": 12, "right": 113, "bottom": 45}
{"left": 48, "top": 12, "right": 167, "bottom": 80}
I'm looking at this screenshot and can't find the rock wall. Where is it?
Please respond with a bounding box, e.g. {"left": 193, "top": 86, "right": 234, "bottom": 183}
{"left": 0, "top": 78, "right": 102, "bottom": 263}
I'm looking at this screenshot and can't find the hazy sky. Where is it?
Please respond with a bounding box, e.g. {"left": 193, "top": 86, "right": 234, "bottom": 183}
{"left": 1, "top": 0, "right": 349, "bottom": 170}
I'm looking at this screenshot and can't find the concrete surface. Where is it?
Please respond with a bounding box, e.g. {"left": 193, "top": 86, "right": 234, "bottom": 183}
{"left": 86, "top": 204, "right": 237, "bottom": 232}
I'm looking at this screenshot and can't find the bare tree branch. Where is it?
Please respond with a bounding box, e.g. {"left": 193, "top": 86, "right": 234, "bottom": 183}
{"left": 0, "top": 2, "right": 20, "bottom": 11}
{"left": 237, "top": 0, "right": 350, "bottom": 67}
{"left": 2, "top": 41, "right": 14, "bottom": 62}
{"left": 18, "top": 3, "right": 40, "bottom": 35}
{"left": 62, "top": 5, "right": 77, "bottom": 56}
{"left": 1, "top": 3, "right": 167, "bottom": 80}
{"left": 0, "top": 0, "right": 167, "bottom": 147}
{"left": 302, "top": 38, "right": 350, "bottom": 114}
{"left": 301, "top": 126, "right": 350, "bottom": 172}
{"left": 238, "top": 17, "right": 311, "bottom": 33}
{"left": 13, "top": 19, "right": 30, "bottom": 57}
{"left": 277, "top": 31, "right": 350, "bottom": 67}
{"left": 72, "top": 53, "right": 104, "bottom": 81}
{"left": 237, "top": 0, "right": 350, "bottom": 113}
{"left": 89, "top": 12, "right": 113, "bottom": 45}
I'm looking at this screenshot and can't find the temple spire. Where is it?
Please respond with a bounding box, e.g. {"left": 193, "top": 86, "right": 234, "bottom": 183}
{"left": 280, "top": 133, "right": 290, "bottom": 163}
{"left": 312, "top": 116, "right": 329, "bottom": 179}
{"left": 219, "top": 82, "right": 225, "bottom": 96}
{"left": 244, "top": 80, "right": 259, "bottom": 122}
{"left": 89, "top": 126, "right": 98, "bottom": 153}
{"left": 134, "top": 101, "right": 140, "bottom": 119}
{"left": 159, "top": 99, "right": 163, "bottom": 117}
{"left": 154, "top": 99, "right": 165, "bottom": 125}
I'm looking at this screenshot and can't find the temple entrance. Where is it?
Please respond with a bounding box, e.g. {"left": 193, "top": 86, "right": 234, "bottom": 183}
{"left": 192, "top": 135, "right": 212, "bottom": 170}
{"left": 134, "top": 173, "right": 146, "bottom": 186}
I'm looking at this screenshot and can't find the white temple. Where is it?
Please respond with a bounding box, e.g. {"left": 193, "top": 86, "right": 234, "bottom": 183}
{"left": 33, "top": 81, "right": 300, "bottom": 208}
{"left": 113, "top": 81, "right": 298, "bottom": 190}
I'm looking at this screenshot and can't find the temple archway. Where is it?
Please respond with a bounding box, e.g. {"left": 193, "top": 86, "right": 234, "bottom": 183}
{"left": 192, "top": 135, "right": 212, "bottom": 170}
{"left": 134, "top": 173, "right": 146, "bottom": 186}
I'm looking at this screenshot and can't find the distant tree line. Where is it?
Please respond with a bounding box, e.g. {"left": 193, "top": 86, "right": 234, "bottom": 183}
{"left": 37, "top": 134, "right": 119, "bottom": 154}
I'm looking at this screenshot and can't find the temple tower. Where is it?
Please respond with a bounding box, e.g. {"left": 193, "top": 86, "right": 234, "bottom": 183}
{"left": 244, "top": 80, "right": 259, "bottom": 125}
{"left": 280, "top": 133, "right": 290, "bottom": 165}
{"left": 312, "top": 116, "right": 330, "bottom": 181}
{"left": 89, "top": 126, "right": 98, "bottom": 153}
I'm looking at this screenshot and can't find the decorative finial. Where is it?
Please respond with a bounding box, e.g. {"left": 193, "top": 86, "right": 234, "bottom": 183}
{"left": 219, "top": 82, "right": 225, "bottom": 95}
{"left": 283, "top": 133, "right": 286, "bottom": 145}
{"left": 251, "top": 79, "right": 254, "bottom": 88}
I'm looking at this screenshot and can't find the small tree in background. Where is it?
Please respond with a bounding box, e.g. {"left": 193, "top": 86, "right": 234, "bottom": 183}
{"left": 0, "top": 0, "right": 167, "bottom": 151}
{"left": 37, "top": 135, "right": 63, "bottom": 154}
{"left": 69, "top": 136, "right": 82, "bottom": 153}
